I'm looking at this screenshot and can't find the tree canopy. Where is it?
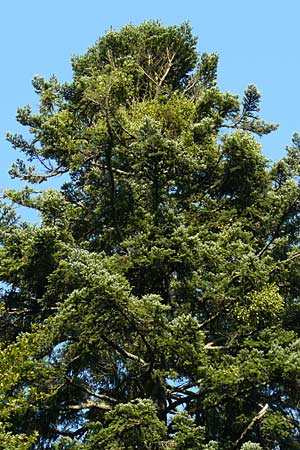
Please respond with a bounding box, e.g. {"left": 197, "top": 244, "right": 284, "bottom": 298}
{"left": 1, "top": 21, "right": 300, "bottom": 449}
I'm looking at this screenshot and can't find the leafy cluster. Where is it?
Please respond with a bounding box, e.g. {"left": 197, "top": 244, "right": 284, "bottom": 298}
{"left": 1, "top": 21, "right": 300, "bottom": 449}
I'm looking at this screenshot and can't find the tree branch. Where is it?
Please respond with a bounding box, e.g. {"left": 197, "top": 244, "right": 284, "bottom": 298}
{"left": 64, "top": 376, "right": 118, "bottom": 404}
{"left": 165, "top": 391, "right": 197, "bottom": 413}
{"left": 68, "top": 399, "right": 112, "bottom": 411}
{"left": 233, "top": 403, "right": 269, "bottom": 449}
{"left": 257, "top": 197, "right": 298, "bottom": 259}
{"left": 100, "top": 333, "right": 148, "bottom": 367}
{"left": 157, "top": 51, "right": 176, "bottom": 87}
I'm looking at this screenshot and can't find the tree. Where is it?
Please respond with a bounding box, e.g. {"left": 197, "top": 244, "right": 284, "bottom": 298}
{"left": 1, "top": 21, "right": 300, "bottom": 449}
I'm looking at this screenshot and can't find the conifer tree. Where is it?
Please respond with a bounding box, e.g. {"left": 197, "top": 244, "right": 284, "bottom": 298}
{"left": 1, "top": 22, "right": 300, "bottom": 449}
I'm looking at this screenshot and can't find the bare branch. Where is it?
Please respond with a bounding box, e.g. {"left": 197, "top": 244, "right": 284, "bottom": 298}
{"left": 114, "top": 117, "right": 137, "bottom": 140}
{"left": 183, "top": 73, "right": 200, "bottom": 95}
{"left": 64, "top": 376, "right": 118, "bottom": 404}
{"left": 157, "top": 51, "right": 176, "bottom": 87}
{"left": 198, "top": 309, "right": 223, "bottom": 329}
{"left": 166, "top": 379, "right": 202, "bottom": 393}
{"left": 233, "top": 403, "right": 269, "bottom": 449}
{"left": 138, "top": 66, "right": 159, "bottom": 87}
{"left": 165, "top": 392, "right": 197, "bottom": 413}
{"left": 204, "top": 342, "right": 225, "bottom": 350}
{"left": 100, "top": 333, "right": 148, "bottom": 367}
{"left": 68, "top": 399, "right": 112, "bottom": 411}
{"left": 51, "top": 425, "right": 87, "bottom": 439}
{"left": 283, "top": 251, "right": 300, "bottom": 264}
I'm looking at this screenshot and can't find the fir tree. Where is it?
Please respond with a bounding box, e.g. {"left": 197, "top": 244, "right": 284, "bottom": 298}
{"left": 1, "top": 21, "right": 300, "bottom": 449}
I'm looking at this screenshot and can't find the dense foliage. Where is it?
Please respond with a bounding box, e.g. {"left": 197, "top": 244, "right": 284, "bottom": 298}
{"left": 1, "top": 21, "right": 300, "bottom": 449}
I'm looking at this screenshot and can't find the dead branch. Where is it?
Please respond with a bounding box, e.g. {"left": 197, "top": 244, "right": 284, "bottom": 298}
{"left": 233, "top": 403, "right": 269, "bottom": 449}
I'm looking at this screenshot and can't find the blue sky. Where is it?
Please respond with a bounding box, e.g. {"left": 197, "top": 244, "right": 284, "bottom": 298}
{"left": 1, "top": 0, "right": 300, "bottom": 209}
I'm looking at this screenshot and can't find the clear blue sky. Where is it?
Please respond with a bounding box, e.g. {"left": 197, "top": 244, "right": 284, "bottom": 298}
{"left": 1, "top": 0, "right": 300, "bottom": 205}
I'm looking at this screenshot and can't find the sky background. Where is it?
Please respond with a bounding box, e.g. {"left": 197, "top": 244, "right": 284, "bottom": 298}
{"left": 1, "top": 0, "right": 300, "bottom": 219}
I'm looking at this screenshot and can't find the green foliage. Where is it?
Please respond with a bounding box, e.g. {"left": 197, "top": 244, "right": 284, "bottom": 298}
{"left": 172, "top": 412, "right": 205, "bottom": 449}
{"left": 0, "top": 427, "right": 38, "bottom": 450}
{"left": 1, "top": 21, "right": 300, "bottom": 450}
{"left": 86, "top": 399, "right": 166, "bottom": 450}
{"left": 240, "top": 443, "right": 263, "bottom": 450}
